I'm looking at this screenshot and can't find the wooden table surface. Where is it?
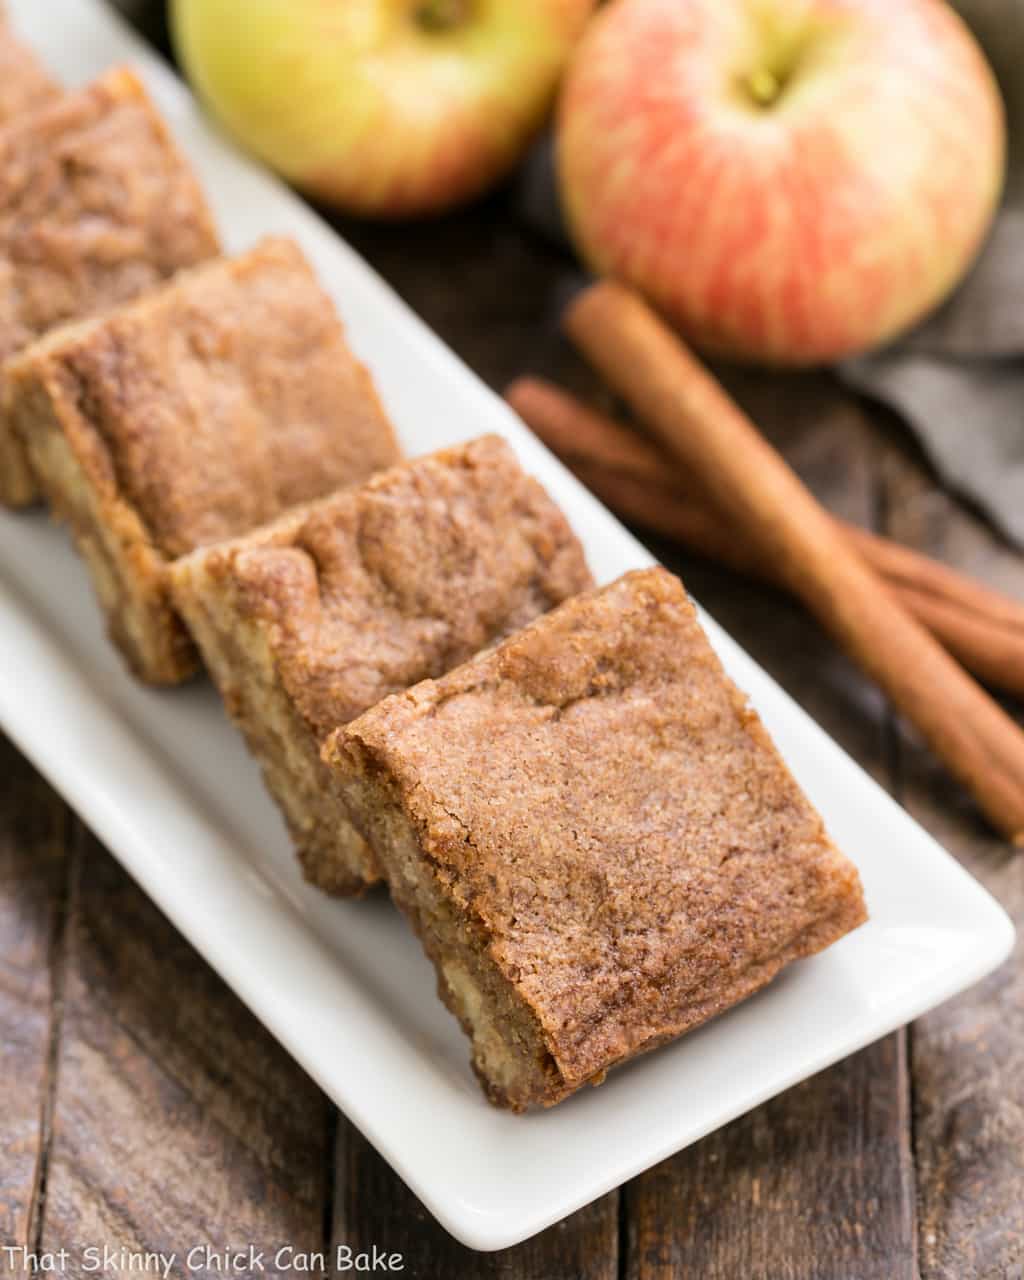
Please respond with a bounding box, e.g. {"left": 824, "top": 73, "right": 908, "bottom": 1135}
{"left": 2, "top": 7, "right": 1023, "bottom": 1277}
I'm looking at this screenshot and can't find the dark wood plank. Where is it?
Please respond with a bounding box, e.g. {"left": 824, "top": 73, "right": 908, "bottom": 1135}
{"left": 618, "top": 377, "right": 917, "bottom": 1280}
{"left": 882, "top": 456, "right": 1024, "bottom": 1280}
{"left": 36, "top": 832, "right": 331, "bottom": 1277}
{"left": 331, "top": 1121, "right": 618, "bottom": 1280}
{"left": 0, "top": 738, "right": 72, "bottom": 1252}
{"left": 624, "top": 1035, "right": 914, "bottom": 1280}
{"left": 338, "top": 202, "right": 582, "bottom": 397}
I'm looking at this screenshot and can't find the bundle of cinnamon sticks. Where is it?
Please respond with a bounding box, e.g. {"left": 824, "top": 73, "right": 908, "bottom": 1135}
{"left": 506, "top": 281, "right": 1024, "bottom": 845}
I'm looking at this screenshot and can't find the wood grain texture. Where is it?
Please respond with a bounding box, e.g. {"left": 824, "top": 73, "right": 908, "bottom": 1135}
{"left": 618, "top": 375, "right": 917, "bottom": 1280}
{"left": 881, "top": 459, "right": 1024, "bottom": 1280}
{"left": 0, "top": 736, "right": 72, "bottom": 1253}
{"left": 331, "top": 1121, "right": 619, "bottom": 1280}
{"left": 36, "top": 831, "right": 331, "bottom": 1277}
{"left": 623, "top": 1036, "right": 915, "bottom": 1280}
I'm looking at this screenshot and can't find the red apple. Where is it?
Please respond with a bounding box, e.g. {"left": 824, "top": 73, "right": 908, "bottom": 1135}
{"left": 171, "top": 0, "right": 595, "bottom": 219}
{"left": 557, "top": 0, "right": 1006, "bottom": 364}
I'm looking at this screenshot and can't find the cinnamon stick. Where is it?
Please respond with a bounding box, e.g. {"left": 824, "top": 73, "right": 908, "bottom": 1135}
{"left": 563, "top": 281, "right": 1024, "bottom": 844}
{"left": 505, "top": 377, "right": 1024, "bottom": 697}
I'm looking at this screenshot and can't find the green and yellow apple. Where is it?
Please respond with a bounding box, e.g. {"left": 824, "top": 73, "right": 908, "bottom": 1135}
{"left": 558, "top": 0, "right": 1006, "bottom": 364}
{"left": 172, "top": 0, "right": 595, "bottom": 218}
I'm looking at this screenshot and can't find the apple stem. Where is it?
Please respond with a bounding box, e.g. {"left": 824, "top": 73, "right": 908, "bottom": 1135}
{"left": 744, "top": 67, "right": 782, "bottom": 108}
{"left": 416, "top": 0, "right": 470, "bottom": 31}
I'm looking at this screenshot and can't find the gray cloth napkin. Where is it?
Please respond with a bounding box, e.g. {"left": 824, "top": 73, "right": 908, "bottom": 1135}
{"left": 841, "top": 0, "right": 1024, "bottom": 546}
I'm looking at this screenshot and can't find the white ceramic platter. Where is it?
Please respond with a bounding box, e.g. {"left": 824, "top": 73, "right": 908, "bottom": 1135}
{"left": 0, "top": 0, "right": 1014, "bottom": 1251}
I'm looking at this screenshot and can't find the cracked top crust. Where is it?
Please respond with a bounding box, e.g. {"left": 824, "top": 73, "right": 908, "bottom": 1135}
{"left": 0, "top": 66, "right": 218, "bottom": 365}
{"left": 9, "top": 236, "right": 401, "bottom": 558}
{"left": 173, "top": 434, "right": 594, "bottom": 739}
{"left": 331, "top": 567, "right": 867, "bottom": 1087}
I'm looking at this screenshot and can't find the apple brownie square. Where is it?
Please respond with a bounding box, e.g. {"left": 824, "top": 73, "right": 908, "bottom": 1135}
{"left": 325, "top": 567, "right": 867, "bottom": 1109}
{"left": 170, "top": 435, "right": 593, "bottom": 896}
{"left": 8, "top": 236, "right": 401, "bottom": 684}
{"left": 0, "top": 66, "right": 220, "bottom": 507}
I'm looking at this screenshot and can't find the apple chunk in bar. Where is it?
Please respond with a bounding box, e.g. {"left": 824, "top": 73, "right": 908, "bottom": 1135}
{"left": 325, "top": 567, "right": 867, "bottom": 1110}
{"left": 0, "top": 66, "right": 220, "bottom": 507}
{"left": 170, "top": 435, "right": 593, "bottom": 896}
{"left": 8, "top": 236, "right": 400, "bottom": 684}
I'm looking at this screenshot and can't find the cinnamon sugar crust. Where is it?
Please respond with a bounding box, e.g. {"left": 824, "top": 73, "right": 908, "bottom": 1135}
{"left": 327, "top": 567, "right": 868, "bottom": 1109}
{"left": 0, "top": 66, "right": 219, "bottom": 506}
{"left": 170, "top": 435, "right": 593, "bottom": 894}
{"left": 9, "top": 237, "right": 401, "bottom": 683}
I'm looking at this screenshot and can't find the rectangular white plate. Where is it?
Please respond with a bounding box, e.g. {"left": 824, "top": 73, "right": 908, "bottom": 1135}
{"left": 1, "top": 0, "right": 1015, "bottom": 1253}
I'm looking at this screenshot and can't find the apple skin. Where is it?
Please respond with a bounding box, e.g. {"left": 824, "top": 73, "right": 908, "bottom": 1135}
{"left": 171, "top": 0, "right": 595, "bottom": 219}
{"left": 557, "top": 0, "right": 1006, "bottom": 364}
